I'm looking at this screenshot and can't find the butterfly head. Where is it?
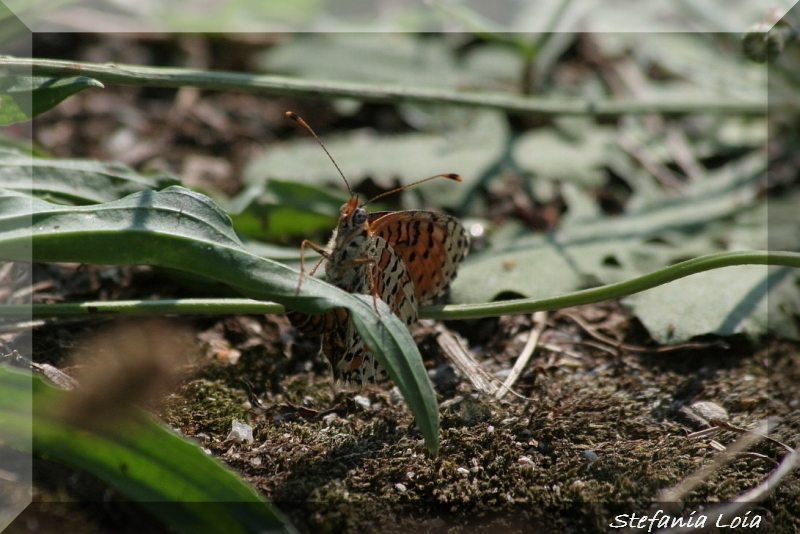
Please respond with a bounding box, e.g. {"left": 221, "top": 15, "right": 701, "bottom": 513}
{"left": 336, "top": 196, "right": 369, "bottom": 238}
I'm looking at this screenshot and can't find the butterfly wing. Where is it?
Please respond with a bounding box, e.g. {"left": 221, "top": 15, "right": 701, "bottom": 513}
{"left": 287, "top": 236, "right": 417, "bottom": 384}
{"left": 368, "top": 211, "right": 469, "bottom": 305}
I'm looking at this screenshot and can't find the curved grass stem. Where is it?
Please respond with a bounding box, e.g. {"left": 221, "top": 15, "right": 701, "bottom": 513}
{"left": 5, "top": 250, "right": 797, "bottom": 321}
{"left": 0, "top": 56, "right": 766, "bottom": 117}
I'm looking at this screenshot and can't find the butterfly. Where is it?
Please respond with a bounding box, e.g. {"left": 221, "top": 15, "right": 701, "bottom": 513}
{"left": 284, "top": 112, "right": 469, "bottom": 384}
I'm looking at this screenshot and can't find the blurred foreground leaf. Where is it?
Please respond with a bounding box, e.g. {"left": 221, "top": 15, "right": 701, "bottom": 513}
{"left": 0, "top": 365, "right": 296, "bottom": 534}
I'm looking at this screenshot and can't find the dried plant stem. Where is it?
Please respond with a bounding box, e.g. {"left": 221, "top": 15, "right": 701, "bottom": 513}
{"left": 495, "top": 311, "right": 547, "bottom": 400}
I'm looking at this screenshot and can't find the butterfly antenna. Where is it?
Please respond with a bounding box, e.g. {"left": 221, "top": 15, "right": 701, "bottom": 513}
{"left": 285, "top": 111, "right": 353, "bottom": 196}
{"left": 362, "top": 173, "right": 463, "bottom": 207}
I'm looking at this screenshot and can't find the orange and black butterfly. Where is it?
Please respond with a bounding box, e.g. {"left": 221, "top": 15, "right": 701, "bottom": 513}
{"left": 284, "top": 112, "right": 469, "bottom": 383}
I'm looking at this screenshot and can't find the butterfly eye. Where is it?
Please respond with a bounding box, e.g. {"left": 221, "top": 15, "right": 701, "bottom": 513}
{"left": 352, "top": 208, "right": 367, "bottom": 224}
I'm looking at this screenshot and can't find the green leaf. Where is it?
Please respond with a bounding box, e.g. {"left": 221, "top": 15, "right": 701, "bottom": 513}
{"left": 624, "top": 190, "right": 800, "bottom": 343}
{"left": 244, "top": 110, "right": 508, "bottom": 211}
{"left": 0, "top": 147, "right": 180, "bottom": 204}
{"left": 512, "top": 118, "right": 615, "bottom": 187}
{"left": 225, "top": 181, "right": 345, "bottom": 241}
{"left": 0, "top": 365, "right": 297, "bottom": 534}
{"left": 624, "top": 265, "right": 799, "bottom": 343}
{"left": 0, "top": 76, "right": 104, "bottom": 125}
{"left": 0, "top": 186, "right": 440, "bottom": 453}
{"left": 257, "top": 33, "right": 521, "bottom": 91}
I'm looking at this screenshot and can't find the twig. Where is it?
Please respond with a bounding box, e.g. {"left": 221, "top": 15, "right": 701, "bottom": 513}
{"left": 558, "top": 310, "right": 727, "bottom": 353}
{"left": 712, "top": 419, "right": 795, "bottom": 454}
{"left": 433, "top": 322, "right": 497, "bottom": 395}
{"left": 617, "top": 133, "right": 684, "bottom": 191}
{"left": 656, "top": 419, "right": 769, "bottom": 502}
{"left": 655, "top": 441, "right": 800, "bottom": 534}
{"left": 666, "top": 126, "right": 705, "bottom": 182}
{"left": 495, "top": 311, "right": 547, "bottom": 399}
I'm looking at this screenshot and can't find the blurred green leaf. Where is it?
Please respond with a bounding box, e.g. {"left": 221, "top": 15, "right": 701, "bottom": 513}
{"left": 258, "top": 34, "right": 521, "bottom": 91}
{"left": 0, "top": 365, "right": 296, "bottom": 534}
{"left": 0, "top": 186, "right": 440, "bottom": 453}
{"left": 594, "top": 34, "right": 767, "bottom": 100}
{"left": 512, "top": 118, "right": 615, "bottom": 187}
{"left": 244, "top": 110, "right": 508, "bottom": 211}
{"left": 0, "top": 76, "right": 103, "bottom": 125}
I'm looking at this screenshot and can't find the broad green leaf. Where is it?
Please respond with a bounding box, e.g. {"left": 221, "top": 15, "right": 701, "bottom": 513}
{"left": 0, "top": 76, "right": 103, "bottom": 125}
{"left": 0, "top": 186, "right": 440, "bottom": 453}
{"left": 258, "top": 33, "right": 521, "bottom": 91}
{"left": 512, "top": 118, "right": 615, "bottom": 187}
{"left": 0, "top": 365, "right": 296, "bottom": 534}
{"left": 625, "top": 265, "right": 798, "bottom": 343}
{"left": 625, "top": 191, "right": 800, "bottom": 343}
{"left": 0, "top": 147, "right": 180, "bottom": 204}
{"left": 259, "top": 34, "right": 462, "bottom": 87}
{"left": 244, "top": 110, "right": 508, "bottom": 211}
{"left": 225, "top": 180, "right": 345, "bottom": 241}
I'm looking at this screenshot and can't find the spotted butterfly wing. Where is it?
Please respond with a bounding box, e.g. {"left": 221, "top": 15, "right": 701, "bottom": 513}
{"left": 288, "top": 234, "right": 419, "bottom": 383}
{"left": 368, "top": 211, "right": 469, "bottom": 305}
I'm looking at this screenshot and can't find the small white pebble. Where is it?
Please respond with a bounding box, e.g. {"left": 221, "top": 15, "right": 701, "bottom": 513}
{"left": 487, "top": 425, "right": 495, "bottom": 433}
{"left": 456, "top": 467, "right": 470, "bottom": 476}
{"left": 470, "top": 466, "right": 480, "bottom": 473}
{"left": 227, "top": 420, "right": 254, "bottom": 445}
{"left": 395, "top": 483, "right": 407, "bottom": 492}
{"left": 242, "top": 401, "right": 252, "bottom": 409}
{"left": 353, "top": 395, "right": 371, "bottom": 410}
{"left": 690, "top": 401, "right": 729, "bottom": 422}
{"left": 583, "top": 450, "right": 598, "bottom": 465}
{"left": 322, "top": 413, "right": 339, "bottom": 425}
{"left": 389, "top": 387, "right": 405, "bottom": 405}
{"left": 518, "top": 456, "right": 533, "bottom": 466}
{"left": 406, "top": 471, "right": 415, "bottom": 480}
{"left": 250, "top": 457, "right": 262, "bottom": 467}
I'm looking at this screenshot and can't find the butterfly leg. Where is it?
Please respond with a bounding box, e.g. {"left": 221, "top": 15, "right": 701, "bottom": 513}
{"left": 341, "top": 257, "right": 381, "bottom": 316}
{"left": 297, "top": 239, "right": 330, "bottom": 295}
